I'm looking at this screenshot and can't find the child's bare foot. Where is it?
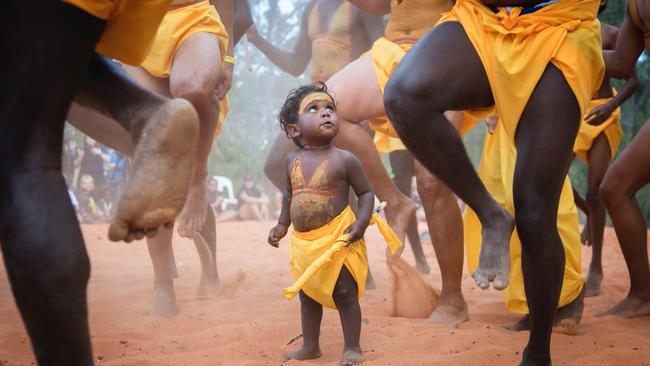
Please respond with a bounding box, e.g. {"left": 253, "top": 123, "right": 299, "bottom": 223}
{"left": 426, "top": 295, "right": 468, "bottom": 326}
{"left": 585, "top": 269, "right": 603, "bottom": 297}
{"left": 384, "top": 195, "right": 416, "bottom": 245}
{"left": 177, "top": 180, "right": 209, "bottom": 238}
{"left": 472, "top": 208, "right": 514, "bottom": 290}
{"left": 596, "top": 292, "right": 650, "bottom": 318}
{"left": 340, "top": 348, "right": 364, "bottom": 366}
{"left": 149, "top": 281, "right": 177, "bottom": 317}
{"left": 282, "top": 346, "right": 321, "bottom": 362}
{"left": 109, "top": 98, "right": 199, "bottom": 242}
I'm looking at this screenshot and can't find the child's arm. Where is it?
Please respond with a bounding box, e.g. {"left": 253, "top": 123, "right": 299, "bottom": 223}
{"left": 268, "top": 153, "right": 294, "bottom": 247}
{"left": 343, "top": 152, "right": 374, "bottom": 245}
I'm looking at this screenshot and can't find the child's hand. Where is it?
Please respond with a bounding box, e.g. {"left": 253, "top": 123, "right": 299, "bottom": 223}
{"left": 268, "top": 224, "right": 288, "bottom": 248}
{"left": 343, "top": 220, "right": 369, "bottom": 246}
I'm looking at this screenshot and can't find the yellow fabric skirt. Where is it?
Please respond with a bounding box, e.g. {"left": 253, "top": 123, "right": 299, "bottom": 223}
{"left": 573, "top": 96, "right": 622, "bottom": 163}
{"left": 367, "top": 37, "right": 413, "bottom": 153}
{"left": 141, "top": 0, "right": 230, "bottom": 137}
{"left": 439, "top": 0, "right": 605, "bottom": 144}
{"left": 463, "top": 120, "right": 584, "bottom": 313}
{"left": 64, "top": 0, "right": 172, "bottom": 65}
{"left": 285, "top": 206, "right": 401, "bottom": 309}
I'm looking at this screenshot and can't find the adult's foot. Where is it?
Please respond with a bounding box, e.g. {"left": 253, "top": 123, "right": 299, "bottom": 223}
{"left": 366, "top": 269, "right": 376, "bottom": 290}
{"left": 282, "top": 346, "right": 321, "bottom": 362}
{"left": 109, "top": 98, "right": 199, "bottom": 242}
{"left": 580, "top": 221, "right": 591, "bottom": 245}
{"left": 472, "top": 208, "right": 515, "bottom": 290}
{"left": 178, "top": 180, "right": 209, "bottom": 238}
{"left": 553, "top": 286, "right": 585, "bottom": 335}
{"left": 506, "top": 286, "right": 585, "bottom": 335}
{"left": 341, "top": 347, "right": 364, "bottom": 366}
{"left": 426, "top": 295, "right": 469, "bottom": 326}
{"left": 519, "top": 346, "right": 551, "bottom": 366}
{"left": 596, "top": 292, "right": 650, "bottom": 318}
{"left": 150, "top": 281, "right": 177, "bottom": 317}
{"left": 585, "top": 269, "right": 603, "bottom": 297}
{"left": 415, "top": 258, "right": 431, "bottom": 274}
{"left": 384, "top": 196, "right": 416, "bottom": 246}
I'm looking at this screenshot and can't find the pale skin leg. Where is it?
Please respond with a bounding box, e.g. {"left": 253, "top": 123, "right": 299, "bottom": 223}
{"left": 414, "top": 111, "right": 469, "bottom": 326}
{"left": 598, "top": 120, "right": 650, "bottom": 318}
{"left": 326, "top": 55, "right": 416, "bottom": 244}
{"left": 122, "top": 31, "right": 224, "bottom": 316}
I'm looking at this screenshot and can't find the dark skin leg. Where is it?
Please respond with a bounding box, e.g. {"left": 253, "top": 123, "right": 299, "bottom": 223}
{"left": 385, "top": 21, "right": 580, "bottom": 365}
{"left": 0, "top": 1, "right": 104, "bottom": 365}
{"left": 384, "top": 22, "right": 514, "bottom": 292}
{"left": 333, "top": 266, "right": 364, "bottom": 366}
{"left": 597, "top": 120, "right": 650, "bottom": 318}
{"left": 584, "top": 134, "right": 612, "bottom": 297}
{"left": 284, "top": 291, "right": 323, "bottom": 361}
{"left": 572, "top": 187, "right": 591, "bottom": 245}
{"left": 389, "top": 150, "right": 430, "bottom": 274}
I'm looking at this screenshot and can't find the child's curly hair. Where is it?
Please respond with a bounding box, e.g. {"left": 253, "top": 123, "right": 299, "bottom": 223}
{"left": 278, "top": 81, "right": 335, "bottom": 147}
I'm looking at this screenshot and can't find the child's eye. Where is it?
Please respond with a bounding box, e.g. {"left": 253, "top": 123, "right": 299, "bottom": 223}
{"left": 308, "top": 105, "right": 318, "bottom": 112}
{"left": 325, "top": 105, "right": 334, "bottom": 112}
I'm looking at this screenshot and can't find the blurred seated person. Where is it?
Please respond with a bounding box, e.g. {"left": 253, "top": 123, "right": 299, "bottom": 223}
{"left": 207, "top": 177, "right": 239, "bottom": 222}
{"left": 238, "top": 175, "right": 269, "bottom": 221}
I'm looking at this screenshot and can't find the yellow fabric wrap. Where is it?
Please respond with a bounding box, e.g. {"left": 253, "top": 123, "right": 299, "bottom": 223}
{"left": 64, "top": 0, "right": 173, "bottom": 65}
{"left": 284, "top": 206, "right": 402, "bottom": 309}
{"left": 573, "top": 93, "right": 622, "bottom": 163}
{"left": 141, "top": 0, "right": 230, "bottom": 137}
{"left": 438, "top": 0, "right": 605, "bottom": 144}
{"left": 367, "top": 37, "right": 414, "bottom": 153}
{"left": 463, "top": 121, "right": 584, "bottom": 314}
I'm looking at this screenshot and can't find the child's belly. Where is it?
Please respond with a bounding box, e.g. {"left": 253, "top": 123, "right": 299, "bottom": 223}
{"left": 290, "top": 193, "right": 336, "bottom": 232}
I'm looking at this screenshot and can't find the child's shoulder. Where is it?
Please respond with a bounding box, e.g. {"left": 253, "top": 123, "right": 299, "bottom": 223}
{"left": 330, "top": 146, "right": 359, "bottom": 164}
{"left": 285, "top": 148, "right": 303, "bottom": 164}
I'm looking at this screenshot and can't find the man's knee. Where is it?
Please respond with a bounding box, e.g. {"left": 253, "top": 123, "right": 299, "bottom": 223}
{"left": 514, "top": 196, "right": 556, "bottom": 243}
{"left": 384, "top": 70, "right": 441, "bottom": 136}
{"left": 170, "top": 76, "right": 214, "bottom": 108}
{"left": 599, "top": 169, "right": 625, "bottom": 207}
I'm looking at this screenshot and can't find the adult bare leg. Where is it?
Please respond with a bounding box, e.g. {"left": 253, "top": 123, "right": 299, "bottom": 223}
{"left": 389, "top": 150, "right": 430, "bottom": 273}
{"left": 327, "top": 55, "right": 416, "bottom": 244}
{"left": 415, "top": 162, "right": 468, "bottom": 326}
{"left": 168, "top": 32, "right": 225, "bottom": 236}
{"left": 584, "top": 134, "right": 612, "bottom": 297}
{"left": 0, "top": 2, "right": 104, "bottom": 364}
{"left": 384, "top": 22, "right": 514, "bottom": 291}
{"left": 512, "top": 65, "right": 581, "bottom": 365}
{"left": 598, "top": 120, "right": 650, "bottom": 318}
{"left": 74, "top": 56, "right": 200, "bottom": 242}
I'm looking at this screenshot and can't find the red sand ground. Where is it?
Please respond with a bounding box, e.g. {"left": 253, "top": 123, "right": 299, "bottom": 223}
{"left": 1, "top": 222, "right": 650, "bottom": 365}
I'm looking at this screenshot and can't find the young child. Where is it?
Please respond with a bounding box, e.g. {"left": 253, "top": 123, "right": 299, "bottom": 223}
{"left": 268, "top": 82, "right": 400, "bottom": 366}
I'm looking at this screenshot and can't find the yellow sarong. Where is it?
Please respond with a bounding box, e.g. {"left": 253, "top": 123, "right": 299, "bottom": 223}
{"left": 367, "top": 37, "right": 413, "bottom": 153}
{"left": 141, "top": 0, "right": 230, "bottom": 137}
{"left": 64, "top": 0, "right": 173, "bottom": 65}
{"left": 463, "top": 120, "right": 584, "bottom": 313}
{"left": 284, "top": 206, "right": 401, "bottom": 309}
{"left": 438, "top": 0, "right": 605, "bottom": 144}
{"left": 573, "top": 94, "right": 622, "bottom": 163}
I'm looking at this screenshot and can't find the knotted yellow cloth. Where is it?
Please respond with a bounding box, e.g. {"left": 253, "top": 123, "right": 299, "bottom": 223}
{"left": 284, "top": 206, "right": 402, "bottom": 309}
{"left": 573, "top": 91, "right": 622, "bottom": 163}
{"left": 463, "top": 120, "right": 584, "bottom": 314}
{"left": 438, "top": 0, "right": 604, "bottom": 144}
{"left": 140, "top": 0, "right": 230, "bottom": 137}
{"left": 64, "top": 0, "right": 172, "bottom": 65}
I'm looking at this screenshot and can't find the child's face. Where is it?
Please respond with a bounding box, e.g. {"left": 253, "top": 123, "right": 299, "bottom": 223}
{"left": 289, "top": 97, "right": 338, "bottom": 145}
{"left": 208, "top": 179, "right": 218, "bottom": 192}
{"left": 81, "top": 179, "right": 94, "bottom": 192}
